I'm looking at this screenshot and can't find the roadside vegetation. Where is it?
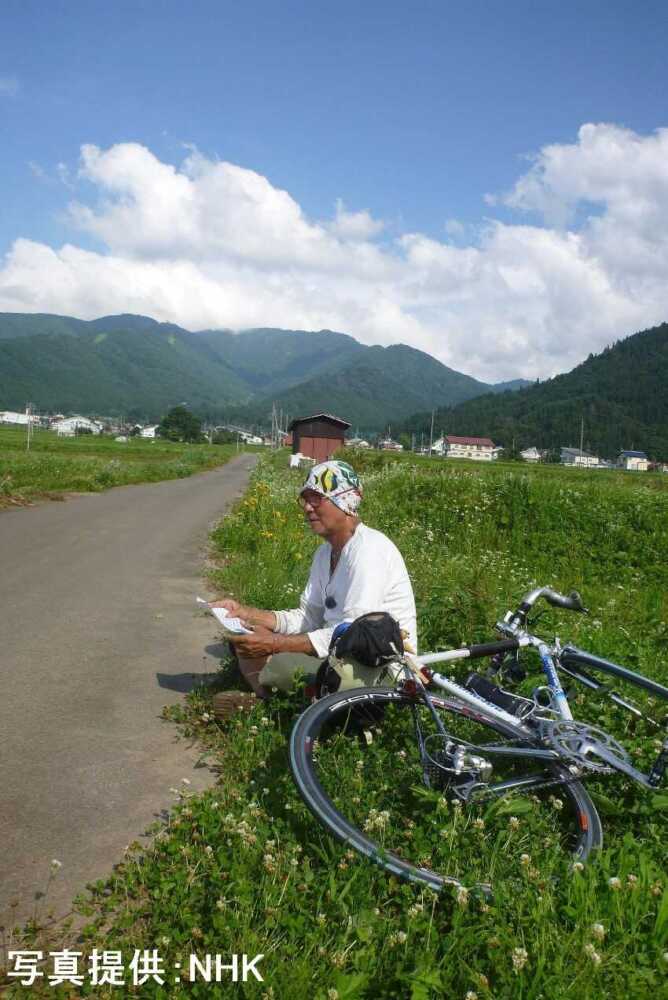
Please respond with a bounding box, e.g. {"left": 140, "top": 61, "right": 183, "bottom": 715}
{"left": 3, "top": 451, "right": 667, "bottom": 998}
{"left": 0, "top": 428, "right": 242, "bottom": 504}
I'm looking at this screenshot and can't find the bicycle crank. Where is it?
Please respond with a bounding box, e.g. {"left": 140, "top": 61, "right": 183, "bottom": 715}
{"left": 541, "top": 720, "right": 630, "bottom": 773}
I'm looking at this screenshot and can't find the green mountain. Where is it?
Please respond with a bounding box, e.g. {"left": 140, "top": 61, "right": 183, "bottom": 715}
{"left": 403, "top": 323, "right": 668, "bottom": 460}
{"left": 0, "top": 317, "right": 249, "bottom": 420}
{"left": 233, "top": 343, "right": 499, "bottom": 429}
{"left": 0, "top": 312, "right": 529, "bottom": 428}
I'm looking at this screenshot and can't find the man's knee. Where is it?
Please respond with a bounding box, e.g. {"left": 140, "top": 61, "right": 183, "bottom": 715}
{"left": 258, "top": 652, "right": 317, "bottom": 692}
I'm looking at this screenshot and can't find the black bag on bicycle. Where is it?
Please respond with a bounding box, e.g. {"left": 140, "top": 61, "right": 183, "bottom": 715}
{"left": 331, "top": 611, "right": 404, "bottom": 667}
{"left": 315, "top": 612, "right": 405, "bottom": 698}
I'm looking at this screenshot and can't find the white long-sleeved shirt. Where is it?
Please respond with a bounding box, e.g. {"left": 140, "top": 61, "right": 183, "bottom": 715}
{"left": 274, "top": 523, "right": 418, "bottom": 658}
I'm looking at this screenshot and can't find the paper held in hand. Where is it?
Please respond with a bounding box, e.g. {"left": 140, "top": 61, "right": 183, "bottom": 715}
{"left": 196, "top": 597, "right": 253, "bottom": 635}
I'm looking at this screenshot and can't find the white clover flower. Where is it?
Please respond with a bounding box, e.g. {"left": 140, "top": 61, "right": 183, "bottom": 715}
{"left": 591, "top": 923, "right": 605, "bottom": 941}
{"left": 216, "top": 899, "right": 225, "bottom": 910}
{"left": 456, "top": 886, "right": 469, "bottom": 908}
{"left": 572, "top": 861, "right": 585, "bottom": 873}
{"left": 608, "top": 876, "right": 622, "bottom": 890}
{"left": 50, "top": 859, "right": 63, "bottom": 871}
{"left": 181, "top": 778, "right": 191, "bottom": 785}
{"left": 520, "top": 854, "right": 531, "bottom": 866}
{"left": 205, "top": 845, "right": 214, "bottom": 855}
{"left": 584, "top": 943, "right": 602, "bottom": 965}
{"left": 473, "top": 817, "right": 485, "bottom": 829}
{"left": 509, "top": 816, "right": 520, "bottom": 830}
{"left": 512, "top": 947, "right": 528, "bottom": 973}
{"left": 465, "top": 993, "right": 478, "bottom": 1000}
{"left": 327, "top": 990, "right": 339, "bottom": 1000}
{"left": 161, "top": 936, "right": 170, "bottom": 945}
{"left": 626, "top": 873, "right": 638, "bottom": 887}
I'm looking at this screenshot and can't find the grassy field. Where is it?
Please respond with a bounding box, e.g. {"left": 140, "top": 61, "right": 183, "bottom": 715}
{"left": 0, "top": 428, "right": 242, "bottom": 502}
{"left": 3, "top": 451, "right": 668, "bottom": 998}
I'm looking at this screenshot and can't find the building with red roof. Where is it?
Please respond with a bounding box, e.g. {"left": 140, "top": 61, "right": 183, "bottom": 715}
{"left": 444, "top": 434, "right": 497, "bottom": 461}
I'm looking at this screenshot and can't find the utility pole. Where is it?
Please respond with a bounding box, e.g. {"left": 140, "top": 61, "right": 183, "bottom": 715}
{"left": 26, "top": 402, "right": 34, "bottom": 451}
{"left": 579, "top": 415, "right": 584, "bottom": 459}
{"left": 429, "top": 410, "right": 435, "bottom": 456}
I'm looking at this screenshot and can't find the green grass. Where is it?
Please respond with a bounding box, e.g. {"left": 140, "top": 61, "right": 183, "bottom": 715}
{"left": 0, "top": 428, "right": 244, "bottom": 500}
{"left": 3, "top": 451, "right": 667, "bottom": 998}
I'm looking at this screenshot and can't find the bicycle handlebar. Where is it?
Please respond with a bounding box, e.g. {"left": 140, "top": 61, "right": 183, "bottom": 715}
{"left": 513, "top": 586, "right": 588, "bottom": 621}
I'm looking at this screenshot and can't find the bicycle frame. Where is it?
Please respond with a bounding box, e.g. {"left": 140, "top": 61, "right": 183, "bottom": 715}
{"left": 406, "top": 602, "right": 668, "bottom": 790}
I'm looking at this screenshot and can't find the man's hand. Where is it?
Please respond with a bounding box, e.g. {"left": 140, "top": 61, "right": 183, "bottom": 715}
{"left": 210, "top": 599, "right": 277, "bottom": 631}
{"left": 209, "top": 598, "right": 246, "bottom": 617}
{"left": 227, "top": 625, "right": 278, "bottom": 659}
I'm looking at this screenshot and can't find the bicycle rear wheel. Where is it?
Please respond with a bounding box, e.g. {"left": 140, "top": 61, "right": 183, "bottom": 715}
{"left": 290, "top": 686, "right": 602, "bottom": 891}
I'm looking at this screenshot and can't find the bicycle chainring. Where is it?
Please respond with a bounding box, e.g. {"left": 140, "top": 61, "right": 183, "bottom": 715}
{"left": 542, "top": 720, "right": 631, "bottom": 773}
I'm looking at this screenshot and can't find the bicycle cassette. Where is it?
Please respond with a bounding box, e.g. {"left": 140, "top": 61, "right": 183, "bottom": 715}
{"left": 541, "top": 720, "right": 631, "bottom": 773}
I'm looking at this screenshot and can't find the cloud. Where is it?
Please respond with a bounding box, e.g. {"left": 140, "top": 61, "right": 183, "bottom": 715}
{"left": 2, "top": 125, "right": 668, "bottom": 381}
{"left": 0, "top": 76, "right": 19, "bottom": 97}
{"left": 329, "top": 199, "right": 385, "bottom": 240}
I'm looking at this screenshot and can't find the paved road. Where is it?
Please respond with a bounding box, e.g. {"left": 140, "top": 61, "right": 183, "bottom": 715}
{"left": 0, "top": 453, "right": 257, "bottom": 929}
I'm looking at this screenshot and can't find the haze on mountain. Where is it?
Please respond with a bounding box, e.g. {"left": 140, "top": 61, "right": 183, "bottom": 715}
{"left": 403, "top": 323, "right": 668, "bottom": 460}
{"left": 0, "top": 313, "right": 528, "bottom": 429}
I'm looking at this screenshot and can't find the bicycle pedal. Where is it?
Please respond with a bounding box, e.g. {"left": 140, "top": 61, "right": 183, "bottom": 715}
{"left": 465, "top": 672, "right": 526, "bottom": 716}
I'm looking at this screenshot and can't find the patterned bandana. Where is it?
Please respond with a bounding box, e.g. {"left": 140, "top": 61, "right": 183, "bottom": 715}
{"left": 301, "top": 460, "right": 363, "bottom": 515}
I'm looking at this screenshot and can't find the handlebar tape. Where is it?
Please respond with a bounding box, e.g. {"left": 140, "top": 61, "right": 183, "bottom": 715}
{"left": 467, "top": 638, "right": 520, "bottom": 660}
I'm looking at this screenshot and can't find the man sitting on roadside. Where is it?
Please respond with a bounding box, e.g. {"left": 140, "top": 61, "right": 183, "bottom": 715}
{"left": 211, "top": 459, "right": 417, "bottom": 719}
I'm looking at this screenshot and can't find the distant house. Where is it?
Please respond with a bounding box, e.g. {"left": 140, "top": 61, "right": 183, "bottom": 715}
{"left": 617, "top": 450, "right": 649, "bottom": 471}
{"left": 560, "top": 447, "right": 602, "bottom": 468}
{"left": 140, "top": 425, "right": 159, "bottom": 438}
{"left": 347, "top": 437, "right": 370, "bottom": 449}
{"left": 52, "top": 416, "right": 102, "bottom": 436}
{"left": 287, "top": 413, "right": 350, "bottom": 463}
{"left": 520, "top": 446, "right": 545, "bottom": 463}
{"left": 444, "top": 435, "right": 496, "bottom": 461}
{"left": 378, "top": 437, "right": 404, "bottom": 452}
{"left": 0, "top": 410, "right": 40, "bottom": 427}
{"left": 430, "top": 437, "right": 447, "bottom": 455}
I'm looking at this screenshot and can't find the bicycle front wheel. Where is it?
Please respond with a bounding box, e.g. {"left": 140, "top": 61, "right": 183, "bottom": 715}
{"left": 290, "top": 686, "right": 602, "bottom": 891}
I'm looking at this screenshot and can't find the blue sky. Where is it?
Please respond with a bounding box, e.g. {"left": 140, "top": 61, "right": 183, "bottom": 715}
{"left": 2, "top": 0, "right": 668, "bottom": 379}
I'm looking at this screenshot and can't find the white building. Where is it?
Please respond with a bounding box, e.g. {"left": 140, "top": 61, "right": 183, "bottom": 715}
{"left": 140, "top": 425, "right": 159, "bottom": 438}
{"left": 617, "top": 450, "right": 648, "bottom": 471}
{"left": 0, "top": 410, "right": 41, "bottom": 426}
{"left": 560, "top": 447, "right": 602, "bottom": 468}
{"left": 520, "top": 446, "right": 545, "bottom": 463}
{"left": 444, "top": 435, "right": 496, "bottom": 461}
{"left": 52, "top": 416, "right": 103, "bottom": 436}
{"left": 378, "top": 437, "right": 403, "bottom": 451}
{"left": 347, "top": 437, "right": 370, "bottom": 448}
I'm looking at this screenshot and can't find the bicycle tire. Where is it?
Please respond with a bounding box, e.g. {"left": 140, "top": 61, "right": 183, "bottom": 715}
{"left": 290, "top": 686, "right": 602, "bottom": 892}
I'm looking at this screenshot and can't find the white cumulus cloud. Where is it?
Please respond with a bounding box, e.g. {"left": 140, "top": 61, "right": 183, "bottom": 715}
{"left": 2, "top": 125, "right": 668, "bottom": 381}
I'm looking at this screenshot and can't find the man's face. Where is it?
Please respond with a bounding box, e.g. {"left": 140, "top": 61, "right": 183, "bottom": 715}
{"left": 299, "top": 490, "right": 348, "bottom": 536}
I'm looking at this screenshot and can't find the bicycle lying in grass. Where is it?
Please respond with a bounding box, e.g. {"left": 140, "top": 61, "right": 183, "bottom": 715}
{"left": 290, "top": 586, "right": 668, "bottom": 892}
